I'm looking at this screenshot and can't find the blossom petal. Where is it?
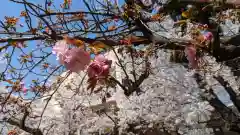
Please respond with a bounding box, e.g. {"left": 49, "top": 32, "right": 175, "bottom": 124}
{"left": 64, "top": 48, "right": 91, "bottom": 72}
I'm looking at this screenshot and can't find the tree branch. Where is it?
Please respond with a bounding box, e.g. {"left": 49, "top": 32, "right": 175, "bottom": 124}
{"left": 39, "top": 11, "right": 118, "bottom": 18}
{"left": 0, "top": 36, "right": 46, "bottom": 43}
{"left": 5, "top": 117, "right": 43, "bottom": 135}
{"left": 179, "top": 0, "right": 240, "bottom": 5}
{"left": 193, "top": 73, "right": 240, "bottom": 133}
{"left": 214, "top": 76, "right": 240, "bottom": 112}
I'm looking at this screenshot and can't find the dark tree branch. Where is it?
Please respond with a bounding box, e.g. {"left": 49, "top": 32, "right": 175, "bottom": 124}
{"left": 39, "top": 11, "right": 118, "bottom": 17}
{"left": 5, "top": 0, "right": 240, "bottom": 63}
{"left": 214, "top": 76, "right": 240, "bottom": 112}
{"left": 135, "top": 10, "right": 240, "bottom": 62}
{"left": 179, "top": 0, "right": 240, "bottom": 5}
{"left": 193, "top": 73, "right": 240, "bottom": 133}
{"left": 20, "top": 107, "right": 29, "bottom": 129}
{"left": 4, "top": 107, "right": 43, "bottom": 135}
{"left": 2, "top": 29, "right": 240, "bottom": 62}
{"left": 0, "top": 36, "right": 46, "bottom": 43}
{"left": 5, "top": 117, "right": 43, "bottom": 135}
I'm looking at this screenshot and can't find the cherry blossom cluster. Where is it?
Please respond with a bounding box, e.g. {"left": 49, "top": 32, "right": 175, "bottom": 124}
{"left": 52, "top": 40, "right": 112, "bottom": 81}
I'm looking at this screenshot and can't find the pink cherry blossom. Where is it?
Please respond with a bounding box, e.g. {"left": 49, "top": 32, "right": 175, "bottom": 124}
{"left": 184, "top": 45, "right": 198, "bottom": 69}
{"left": 22, "top": 87, "right": 28, "bottom": 95}
{"left": 52, "top": 40, "right": 91, "bottom": 73}
{"left": 64, "top": 48, "right": 91, "bottom": 73}
{"left": 203, "top": 31, "right": 213, "bottom": 41}
{"left": 52, "top": 40, "right": 69, "bottom": 64}
{"left": 200, "top": 30, "right": 213, "bottom": 41}
{"left": 16, "top": 42, "right": 24, "bottom": 48}
{"left": 19, "top": 82, "right": 27, "bottom": 95}
{"left": 87, "top": 54, "right": 112, "bottom": 78}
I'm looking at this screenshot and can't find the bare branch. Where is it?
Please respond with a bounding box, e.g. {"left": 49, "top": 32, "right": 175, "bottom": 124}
{"left": 214, "top": 76, "right": 240, "bottom": 112}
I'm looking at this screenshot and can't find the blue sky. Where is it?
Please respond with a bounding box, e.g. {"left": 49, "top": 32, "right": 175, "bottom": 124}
{"left": 0, "top": 1, "right": 23, "bottom": 72}
{"left": 0, "top": 0, "right": 91, "bottom": 97}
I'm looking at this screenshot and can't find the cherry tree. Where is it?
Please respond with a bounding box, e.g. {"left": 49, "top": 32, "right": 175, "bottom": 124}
{"left": 1, "top": 0, "right": 240, "bottom": 135}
